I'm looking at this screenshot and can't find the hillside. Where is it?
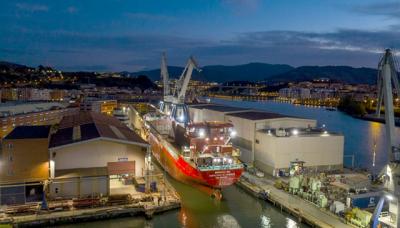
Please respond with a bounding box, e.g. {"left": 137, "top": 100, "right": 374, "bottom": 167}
{"left": 132, "top": 63, "right": 380, "bottom": 84}
{"left": 0, "top": 61, "right": 31, "bottom": 70}
{"left": 131, "top": 63, "right": 294, "bottom": 82}
{"left": 269, "top": 66, "right": 378, "bottom": 84}
{"left": 0, "top": 60, "right": 382, "bottom": 84}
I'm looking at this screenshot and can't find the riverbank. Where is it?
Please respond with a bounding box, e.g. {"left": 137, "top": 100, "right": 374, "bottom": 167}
{"left": 353, "top": 114, "right": 400, "bottom": 127}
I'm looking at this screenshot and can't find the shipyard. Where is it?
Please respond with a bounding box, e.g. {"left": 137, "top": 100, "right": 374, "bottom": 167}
{"left": 0, "top": 49, "right": 398, "bottom": 228}
{"left": 1, "top": 1, "right": 400, "bottom": 228}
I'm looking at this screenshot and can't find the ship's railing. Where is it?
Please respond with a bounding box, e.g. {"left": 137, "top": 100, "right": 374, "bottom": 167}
{"left": 198, "top": 163, "right": 244, "bottom": 171}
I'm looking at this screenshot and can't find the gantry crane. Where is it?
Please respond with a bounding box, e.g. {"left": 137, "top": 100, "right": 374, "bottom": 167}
{"left": 159, "top": 53, "right": 201, "bottom": 125}
{"left": 372, "top": 49, "right": 400, "bottom": 228}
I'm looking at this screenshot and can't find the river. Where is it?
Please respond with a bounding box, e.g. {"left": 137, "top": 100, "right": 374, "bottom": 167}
{"left": 58, "top": 98, "right": 395, "bottom": 227}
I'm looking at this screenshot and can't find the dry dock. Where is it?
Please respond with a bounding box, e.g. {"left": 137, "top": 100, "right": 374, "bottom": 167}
{"left": 236, "top": 173, "right": 353, "bottom": 228}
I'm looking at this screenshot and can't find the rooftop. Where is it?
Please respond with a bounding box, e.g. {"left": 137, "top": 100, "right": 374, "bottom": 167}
{"left": 227, "top": 111, "right": 290, "bottom": 120}
{"left": 190, "top": 104, "right": 250, "bottom": 112}
{"left": 258, "top": 127, "right": 341, "bottom": 137}
{"left": 5, "top": 125, "right": 51, "bottom": 139}
{"left": 0, "top": 101, "right": 70, "bottom": 118}
{"left": 49, "top": 112, "right": 148, "bottom": 148}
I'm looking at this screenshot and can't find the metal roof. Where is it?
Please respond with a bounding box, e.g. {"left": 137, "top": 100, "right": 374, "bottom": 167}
{"left": 227, "top": 111, "right": 290, "bottom": 120}
{"left": 190, "top": 104, "right": 250, "bottom": 112}
{"left": 4, "top": 125, "right": 51, "bottom": 139}
{"left": 49, "top": 112, "right": 148, "bottom": 148}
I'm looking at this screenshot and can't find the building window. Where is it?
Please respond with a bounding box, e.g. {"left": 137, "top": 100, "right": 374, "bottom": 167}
{"left": 255, "top": 139, "right": 260, "bottom": 144}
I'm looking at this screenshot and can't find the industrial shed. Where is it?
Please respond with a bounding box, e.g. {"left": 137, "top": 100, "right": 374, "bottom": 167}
{"left": 225, "top": 111, "right": 343, "bottom": 175}
{"left": 48, "top": 112, "right": 149, "bottom": 199}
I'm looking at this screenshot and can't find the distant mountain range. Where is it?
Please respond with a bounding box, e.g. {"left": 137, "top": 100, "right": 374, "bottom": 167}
{"left": 1, "top": 61, "right": 381, "bottom": 84}
{"left": 131, "top": 63, "right": 294, "bottom": 82}
{"left": 132, "top": 63, "right": 379, "bottom": 84}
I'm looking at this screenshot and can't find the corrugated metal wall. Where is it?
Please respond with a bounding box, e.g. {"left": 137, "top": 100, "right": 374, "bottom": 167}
{"left": 49, "top": 176, "right": 108, "bottom": 199}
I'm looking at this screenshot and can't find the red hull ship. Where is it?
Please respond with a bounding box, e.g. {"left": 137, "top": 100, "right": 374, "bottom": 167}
{"left": 146, "top": 117, "right": 243, "bottom": 190}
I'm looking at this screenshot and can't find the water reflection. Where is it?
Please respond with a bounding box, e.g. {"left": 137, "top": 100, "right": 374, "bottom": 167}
{"left": 286, "top": 218, "right": 299, "bottom": 228}
{"left": 260, "top": 214, "right": 272, "bottom": 227}
{"left": 216, "top": 214, "right": 241, "bottom": 228}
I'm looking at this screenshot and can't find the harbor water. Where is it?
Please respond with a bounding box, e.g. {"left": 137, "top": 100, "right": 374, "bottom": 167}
{"left": 58, "top": 98, "right": 391, "bottom": 228}
{"left": 58, "top": 174, "right": 306, "bottom": 228}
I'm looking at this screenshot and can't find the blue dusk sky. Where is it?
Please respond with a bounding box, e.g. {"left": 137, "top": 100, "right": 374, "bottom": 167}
{"left": 0, "top": 0, "right": 399, "bottom": 71}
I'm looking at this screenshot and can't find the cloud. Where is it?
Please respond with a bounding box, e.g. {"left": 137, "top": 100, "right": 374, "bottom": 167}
{"left": 231, "top": 30, "right": 399, "bottom": 54}
{"left": 221, "top": 0, "right": 261, "bottom": 14}
{"left": 2, "top": 26, "right": 399, "bottom": 71}
{"left": 353, "top": 2, "right": 400, "bottom": 19}
{"left": 124, "top": 12, "right": 174, "bottom": 21}
{"left": 15, "top": 3, "right": 48, "bottom": 12}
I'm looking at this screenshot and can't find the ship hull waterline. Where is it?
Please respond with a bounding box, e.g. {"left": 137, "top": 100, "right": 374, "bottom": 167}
{"left": 148, "top": 133, "right": 243, "bottom": 198}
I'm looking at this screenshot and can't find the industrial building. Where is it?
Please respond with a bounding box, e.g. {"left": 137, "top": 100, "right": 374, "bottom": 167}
{"left": 0, "top": 102, "right": 79, "bottom": 138}
{"left": 189, "top": 103, "right": 250, "bottom": 122}
{"left": 80, "top": 99, "right": 117, "bottom": 115}
{"left": 48, "top": 112, "right": 149, "bottom": 199}
{"left": 189, "top": 104, "right": 344, "bottom": 176}
{"left": 0, "top": 125, "right": 51, "bottom": 205}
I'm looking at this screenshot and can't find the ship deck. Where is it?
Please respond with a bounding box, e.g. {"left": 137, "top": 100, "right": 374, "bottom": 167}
{"left": 131, "top": 103, "right": 244, "bottom": 172}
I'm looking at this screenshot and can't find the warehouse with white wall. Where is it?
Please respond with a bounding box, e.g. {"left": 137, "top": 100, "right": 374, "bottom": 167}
{"left": 189, "top": 104, "right": 344, "bottom": 176}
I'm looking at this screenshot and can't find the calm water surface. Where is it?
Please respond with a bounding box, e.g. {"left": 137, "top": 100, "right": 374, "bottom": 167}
{"left": 58, "top": 98, "right": 393, "bottom": 228}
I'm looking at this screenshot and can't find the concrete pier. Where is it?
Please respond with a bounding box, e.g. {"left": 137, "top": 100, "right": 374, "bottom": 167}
{"left": 0, "top": 174, "right": 181, "bottom": 227}
{"left": 236, "top": 174, "right": 354, "bottom": 228}
{"left": 0, "top": 200, "right": 180, "bottom": 227}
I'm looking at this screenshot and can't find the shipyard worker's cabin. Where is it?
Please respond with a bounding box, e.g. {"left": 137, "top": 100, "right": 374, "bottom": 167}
{"left": 48, "top": 112, "right": 149, "bottom": 199}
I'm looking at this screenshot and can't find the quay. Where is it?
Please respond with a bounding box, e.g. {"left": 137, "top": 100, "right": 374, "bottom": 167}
{"left": 236, "top": 173, "right": 353, "bottom": 228}
{"left": 0, "top": 187, "right": 180, "bottom": 227}
{"left": 1, "top": 199, "right": 180, "bottom": 227}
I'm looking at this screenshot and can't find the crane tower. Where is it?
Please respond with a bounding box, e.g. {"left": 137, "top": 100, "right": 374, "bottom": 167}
{"left": 372, "top": 49, "right": 400, "bottom": 228}
{"left": 159, "top": 53, "right": 201, "bottom": 125}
